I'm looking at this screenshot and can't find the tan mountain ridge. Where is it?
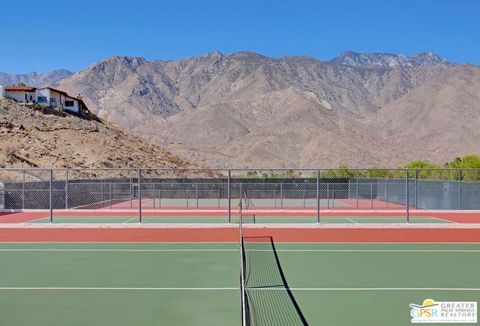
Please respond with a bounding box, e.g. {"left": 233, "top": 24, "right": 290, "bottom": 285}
{"left": 54, "top": 51, "right": 480, "bottom": 168}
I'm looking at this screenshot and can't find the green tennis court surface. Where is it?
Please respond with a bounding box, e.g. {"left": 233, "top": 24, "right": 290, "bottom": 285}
{"left": 0, "top": 242, "right": 478, "bottom": 325}
{"left": 28, "top": 215, "right": 451, "bottom": 224}
{"left": 124, "top": 198, "right": 350, "bottom": 208}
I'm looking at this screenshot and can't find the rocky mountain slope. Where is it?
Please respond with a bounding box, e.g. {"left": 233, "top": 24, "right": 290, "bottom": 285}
{"left": 54, "top": 51, "right": 480, "bottom": 168}
{"left": 330, "top": 51, "right": 452, "bottom": 68}
{"left": 0, "top": 99, "right": 197, "bottom": 171}
{"left": 0, "top": 69, "right": 73, "bottom": 87}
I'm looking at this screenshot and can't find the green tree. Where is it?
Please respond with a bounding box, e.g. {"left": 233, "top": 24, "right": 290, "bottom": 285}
{"left": 446, "top": 155, "right": 480, "bottom": 168}
{"left": 404, "top": 160, "right": 440, "bottom": 169}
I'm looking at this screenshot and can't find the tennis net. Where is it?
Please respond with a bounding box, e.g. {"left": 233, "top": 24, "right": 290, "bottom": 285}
{"left": 240, "top": 212, "right": 249, "bottom": 325}
{"left": 241, "top": 233, "right": 309, "bottom": 326}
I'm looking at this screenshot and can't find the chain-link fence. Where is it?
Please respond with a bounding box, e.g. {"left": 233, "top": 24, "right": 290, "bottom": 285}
{"left": 1, "top": 168, "right": 480, "bottom": 224}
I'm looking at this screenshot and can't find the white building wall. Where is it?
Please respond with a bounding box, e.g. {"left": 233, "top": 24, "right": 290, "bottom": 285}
{"left": 35, "top": 88, "right": 50, "bottom": 106}
{"left": 35, "top": 88, "right": 80, "bottom": 113}
{"left": 63, "top": 96, "right": 79, "bottom": 113}
{"left": 49, "top": 90, "right": 62, "bottom": 108}
{"left": 4, "top": 91, "right": 35, "bottom": 103}
{"left": 0, "top": 86, "right": 4, "bottom": 98}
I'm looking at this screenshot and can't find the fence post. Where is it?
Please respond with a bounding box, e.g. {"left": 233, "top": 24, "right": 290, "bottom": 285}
{"left": 384, "top": 178, "right": 388, "bottom": 208}
{"left": 370, "top": 183, "right": 373, "bottom": 209}
{"left": 280, "top": 183, "right": 283, "bottom": 209}
{"left": 316, "top": 170, "right": 320, "bottom": 223}
{"left": 406, "top": 169, "right": 410, "bottom": 223}
{"left": 414, "top": 168, "right": 418, "bottom": 209}
{"left": 274, "top": 188, "right": 277, "bottom": 208}
{"left": 196, "top": 183, "right": 199, "bottom": 209}
{"left": 228, "top": 169, "right": 231, "bottom": 223}
{"left": 458, "top": 169, "right": 462, "bottom": 210}
{"left": 49, "top": 169, "right": 53, "bottom": 223}
{"left": 65, "top": 169, "right": 69, "bottom": 209}
{"left": 138, "top": 169, "right": 142, "bottom": 223}
{"left": 333, "top": 190, "right": 335, "bottom": 208}
{"left": 130, "top": 178, "right": 133, "bottom": 208}
{"left": 348, "top": 178, "right": 351, "bottom": 198}
{"left": 22, "top": 169, "right": 25, "bottom": 210}
{"left": 109, "top": 182, "right": 112, "bottom": 209}
{"left": 327, "top": 183, "right": 330, "bottom": 209}
{"left": 153, "top": 181, "right": 156, "bottom": 209}
{"left": 356, "top": 178, "right": 359, "bottom": 208}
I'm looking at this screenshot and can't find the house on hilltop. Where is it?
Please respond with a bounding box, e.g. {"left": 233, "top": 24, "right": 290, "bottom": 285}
{"left": 0, "top": 85, "right": 87, "bottom": 114}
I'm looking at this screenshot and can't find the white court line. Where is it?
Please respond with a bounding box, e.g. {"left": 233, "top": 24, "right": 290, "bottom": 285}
{"left": 346, "top": 218, "right": 359, "bottom": 224}
{"left": 0, "top": 287, "right": 237, "bottom": 291}
{"left": 0, "top": 287, "right": 478, "bottom": 292}
{"left": 24, "top": 216, "right": 50, "bottom": 223}
{"left": 0, "top": 241, "right": 479, "bottom": 244}
{"left": 251, "top": 287, "right": 480, "bottom": 292}
{"left": 425, "top": 216, "right": 457, "bottom": 224}
{"left": 1, "top": 249, "right": 479, "bottom": 253}
{"left": 0, "top": 249, "right": 238, "bottom": 252}
{"left": 123, "top": 217, "right": 137, "bottom": 223}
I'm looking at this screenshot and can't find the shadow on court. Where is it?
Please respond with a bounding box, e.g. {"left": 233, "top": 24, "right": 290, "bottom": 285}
{"left": 242, "top": 236, "right": 309, "bottom": 326}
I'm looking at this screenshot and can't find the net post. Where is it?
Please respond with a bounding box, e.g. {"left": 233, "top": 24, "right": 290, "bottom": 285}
{"left": 138, "top": 169, "right": 142, "bottom": 223}
{"left": 49, "top": 169, "right": 53, "bottom": 223}
{"left": 316, "top": 170, "right": 320, "bottom": 224}
{"left": 239, "top": 208, "right": 247, "bottom": 326}
{"left": 65, "top": 168, "right": 69, "bottom": 209}
{"left": 406, "top": 169, "right": 410, "bottom": 223}
{"left": 228, "top": 169, "right": 231, "bottom": 223}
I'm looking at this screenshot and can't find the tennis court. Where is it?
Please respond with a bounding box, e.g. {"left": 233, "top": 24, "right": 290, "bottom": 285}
{"left": 0, "top": 241, "right": 479, "bottom": 325}
{"left": 28, "top": 214, "right": 451, "bottom": 224}
{"left": 1, "top": 209, "right": 469, "bottom": 224}
{"left": 77, "top": 197, "right": 354, "bottom": 210}
{"left": 0, "top": 209, "right": 480, "bottom": 225}
{"left": 1, "top": 168, "right": 480, "bottom": 325}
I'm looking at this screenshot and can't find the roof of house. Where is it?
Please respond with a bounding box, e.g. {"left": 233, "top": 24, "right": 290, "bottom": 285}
{"left": 38, "top": 87, "right": 89, "bottom": 111}
{"left": 3, "top": 86, "right": 37, "bottom": 92}
{"left": 37, "top": 87, "right": 72, "bottom": 98}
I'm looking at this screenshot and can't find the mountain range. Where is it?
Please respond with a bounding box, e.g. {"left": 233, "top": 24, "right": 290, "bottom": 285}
{"left": 2, "top": 51, "right": 479, "bottom": 168}
{"left": 0, "top": 69, "right": 73, "bottom": 87}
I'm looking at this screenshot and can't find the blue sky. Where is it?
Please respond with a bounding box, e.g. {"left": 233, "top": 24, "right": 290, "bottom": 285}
{"left": 0, "top": 0, "right": 479, "bottom": 73}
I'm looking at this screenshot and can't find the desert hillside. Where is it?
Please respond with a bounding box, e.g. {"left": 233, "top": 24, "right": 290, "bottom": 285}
{"left": 0, "top": 99, "right": 197, "bottom": 171}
